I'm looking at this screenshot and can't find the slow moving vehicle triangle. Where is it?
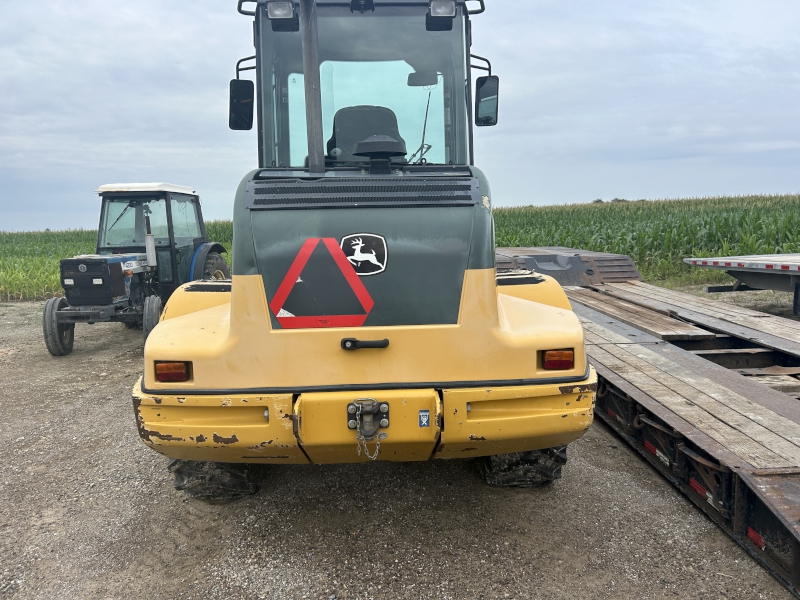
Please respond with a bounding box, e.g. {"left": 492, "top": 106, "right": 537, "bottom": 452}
{"left": 269, "top": 237, "right": 374, "bottom": 329}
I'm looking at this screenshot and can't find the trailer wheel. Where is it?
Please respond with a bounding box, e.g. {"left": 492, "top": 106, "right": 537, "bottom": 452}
{"left": 167, "top": 459, "right": 261, "bottom": 502}
{"left": 43, "top": 297, "right": 74, "bottom": 357}
{"left": 478, "top": 445, "right": 568, "bottom": 487}
{"left": 142, "top": 295, "right": 163, "bottom": 342}
{"left": 202, "top": 252, "right": 230, "bottom": 280}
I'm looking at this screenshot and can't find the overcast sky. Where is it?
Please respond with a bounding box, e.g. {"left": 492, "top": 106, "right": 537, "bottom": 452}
{"left": 1, "top": 1, "right": 799, "bottom": 231}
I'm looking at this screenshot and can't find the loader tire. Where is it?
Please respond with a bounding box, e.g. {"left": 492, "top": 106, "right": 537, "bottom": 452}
{"left": 202, "top": 252, "right": 230, "bottom": 280}
{"left": 167, "top": 459, "right": 261, "bottom": 502}
{"left": 479, "top": 445, "right": 568, "bottom": 487}
{"left": 142, "top": 295, "right": 163, "bottom": 343}
{"left": 43, "top": 297, "right": 74, "bottom": 356}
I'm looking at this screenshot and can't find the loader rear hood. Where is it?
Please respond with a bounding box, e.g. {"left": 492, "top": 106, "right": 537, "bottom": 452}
{"left": 244, "top": 174, "right": 485, "bottom": 328}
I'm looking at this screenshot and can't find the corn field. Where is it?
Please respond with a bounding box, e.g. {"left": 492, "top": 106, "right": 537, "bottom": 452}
{"left": 2, "top": 196, "right": 799, "bottom": 301}
{"left": 495, "top": 194, "right": 800, "bottom": 281}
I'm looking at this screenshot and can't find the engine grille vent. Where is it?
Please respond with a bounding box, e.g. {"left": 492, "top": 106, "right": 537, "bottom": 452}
{"left": 246, "top": 177, "right": 479, "bottom": 210}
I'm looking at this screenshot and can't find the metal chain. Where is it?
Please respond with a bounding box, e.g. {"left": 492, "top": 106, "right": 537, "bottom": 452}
{"left": 353, "top": 403, "right": 386, "bottom": 461}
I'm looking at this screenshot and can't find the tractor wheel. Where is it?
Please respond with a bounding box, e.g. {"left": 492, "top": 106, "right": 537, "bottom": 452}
{"left": 43, "top": 297, "right": 74, "bottom": 356}
{"left": 202, "top": 252, "right": 230, "bottom": 280}
{"left": 478, "top": 445, "right": 568, "bottom": 487}
{"left": 142, "top": 295, "right": 163, "bottom": 343}
{"left": 167, "top": 459, "right": 261, "bottom": 502}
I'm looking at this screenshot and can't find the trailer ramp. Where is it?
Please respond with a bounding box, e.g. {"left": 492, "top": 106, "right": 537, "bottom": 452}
{"left": 570, "top": 292, "right": 800, "bottom": 596}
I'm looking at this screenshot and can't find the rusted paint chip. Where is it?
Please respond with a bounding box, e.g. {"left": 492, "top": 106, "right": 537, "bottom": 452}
{"left": 196, "top": 434, "right": 207, "bottom": 443}
{"left": 132, "top": 397, "right": 183, "bottom": 442}
{"left": 212, "top": 433, "right": 239, "bottom": 445}
{"left": 469, "top": 434, "right": 487, "bottom": 441}
{"left": 559, "top": 383, "right": 598, "bottom": 395}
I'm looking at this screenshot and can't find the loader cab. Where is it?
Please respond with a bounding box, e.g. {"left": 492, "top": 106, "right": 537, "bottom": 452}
{"left": 231, "top": 0, "right": 498, "bottom": 171}
{"left": 228, "top": 1, "right": 500, "bottom": 330}
{"left": 95, "top": 184, "right": 210, "bottom": 298}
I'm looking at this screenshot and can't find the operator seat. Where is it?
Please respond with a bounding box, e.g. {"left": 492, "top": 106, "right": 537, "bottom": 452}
{"left": 326, "top": 106, "right": 407, "bottom": 162}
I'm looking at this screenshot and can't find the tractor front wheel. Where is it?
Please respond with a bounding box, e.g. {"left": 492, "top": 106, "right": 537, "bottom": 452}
{"left": 202, "top": 252, "right": 230, "bottom": 280}
{"left": 478, "top": 445, "right": 568, "bottom": 487}
{"left": 142, "top": 295, "right": 163, "bottom": 343}
{"left": 43, "top": 297, "right": 75, "bottom": 357}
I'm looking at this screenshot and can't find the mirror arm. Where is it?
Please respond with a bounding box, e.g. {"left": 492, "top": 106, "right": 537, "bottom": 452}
{"left": 470, "top": 53, "right": 491, "bottom": 76}
{"left": 236, "top": 55, "right": 257, "bottom": 80}
{"left": 465, "top": 0, "right": 485, "bottom": 15}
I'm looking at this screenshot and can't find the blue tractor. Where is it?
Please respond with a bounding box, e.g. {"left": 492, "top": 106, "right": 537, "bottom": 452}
{"left": 43, "top": 183, "right": 229, "bottom": 356}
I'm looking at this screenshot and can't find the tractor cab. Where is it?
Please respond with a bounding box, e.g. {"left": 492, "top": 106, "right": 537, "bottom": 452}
{"left": 96, "top": 184, "right": 217, "bottom": 297}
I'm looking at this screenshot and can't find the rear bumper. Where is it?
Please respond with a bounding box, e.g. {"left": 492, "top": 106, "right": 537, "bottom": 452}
{"left": 132, "top": 368, "right": 596, "bottom": 464}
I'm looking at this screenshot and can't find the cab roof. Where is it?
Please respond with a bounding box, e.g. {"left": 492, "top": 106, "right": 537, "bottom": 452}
{"left": 95, "top": 183, "right": 196, "bottom": 195}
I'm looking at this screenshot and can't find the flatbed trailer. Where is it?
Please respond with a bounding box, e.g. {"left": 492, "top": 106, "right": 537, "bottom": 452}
{"left": 496, "top": 248, "right": 800, "bottom": 596}
{"left": 685, "top": 254, "right": 800, "bottom": 316}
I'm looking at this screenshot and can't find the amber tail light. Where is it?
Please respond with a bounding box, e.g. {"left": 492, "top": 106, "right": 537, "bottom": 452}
{"left": 155, "top": 362, "right": 191, "bottom": 382}
{"left": 543, "top": 350, "right": 574, "bottom": 370}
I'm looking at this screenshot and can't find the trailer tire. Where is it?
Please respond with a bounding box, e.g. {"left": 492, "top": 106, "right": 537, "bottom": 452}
{"left": 478, "top": 445, "right": 568, "bottom": 487}
{"left": 167, "top": 459, "right": 261, "bottom": 502}
{"left": 142, "top": 295, "right": 163, "bottom": 343}
{"left": 202, "top": 252, "right": 230, "bottom": 280}
{"left": 43, "top": 297, "right": 75, "bottom": 357}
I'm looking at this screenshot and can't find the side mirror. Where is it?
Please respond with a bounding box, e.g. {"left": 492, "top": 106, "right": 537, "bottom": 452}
{"left": 474, "top": 75, "right": 499, "bottom": 127}
{"left": 229, "top": 79, "right": 254, "bottom": 131}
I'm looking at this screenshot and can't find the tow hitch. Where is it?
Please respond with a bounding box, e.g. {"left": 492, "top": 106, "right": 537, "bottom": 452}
{"left": 347, "top": 399, "right": 389, "bottom": 460}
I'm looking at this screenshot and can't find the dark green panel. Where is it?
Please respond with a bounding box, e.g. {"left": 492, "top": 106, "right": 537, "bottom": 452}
{"left": 251, "top": 207, "right": 473, "bottom": 327}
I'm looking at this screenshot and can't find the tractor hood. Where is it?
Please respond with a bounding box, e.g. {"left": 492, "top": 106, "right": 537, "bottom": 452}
{"left": 232, "top": 168, "right": 495, "bottom": 328}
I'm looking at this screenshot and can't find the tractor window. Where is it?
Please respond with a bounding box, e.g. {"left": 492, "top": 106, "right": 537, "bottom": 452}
{"left": 98, "top": 198, "right": 169, "bottom": 248}
{"left": 170, "top": 197, "right": 202, "bottom": 246}
{"left": 259, "top": 4, "right": 469, "bottom": 169}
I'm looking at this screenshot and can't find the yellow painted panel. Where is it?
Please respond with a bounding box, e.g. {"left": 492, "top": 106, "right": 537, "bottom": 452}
{"left": 132, "top": 380, "right": 308, "bottom": 464}
{"left": 497, "top": 275, "right": 572, "bottom": 310}
{"left": 160, "top": 284, "right": 231, "bottom": 322}
{"left": 436, "top": 371, "right": 597, "bottom": 459}
{"left": 142, "top": 270, "right": 589, "bottom": 392}
{"left": 295, "top": 389, "right": 441, "bottom": 464}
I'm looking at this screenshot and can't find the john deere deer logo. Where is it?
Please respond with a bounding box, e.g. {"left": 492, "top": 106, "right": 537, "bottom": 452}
{"left": 340, "top": 234, "right": 387, "bottom": 276}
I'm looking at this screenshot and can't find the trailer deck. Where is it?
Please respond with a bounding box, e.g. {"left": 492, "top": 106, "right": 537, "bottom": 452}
{"left": 685, "top": 254, "right": 800, "bottom": 316}
{"left": 567, "top": 284, "right": 800, "bottom": 595}
{"left": 496, "top": 247, "right": 800, "bottom": 595}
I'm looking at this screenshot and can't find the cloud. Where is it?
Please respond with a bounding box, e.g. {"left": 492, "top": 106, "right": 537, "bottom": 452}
{"left": 0, "top": 0, "right": 799, "bottom": 230}
{"left": 472, "top": 0, "right": 800, "bottom": 204}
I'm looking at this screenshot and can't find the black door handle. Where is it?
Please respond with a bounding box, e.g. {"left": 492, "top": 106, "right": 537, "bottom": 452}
{"left": 341, "top": 338, "right": 389, "bottom": 351}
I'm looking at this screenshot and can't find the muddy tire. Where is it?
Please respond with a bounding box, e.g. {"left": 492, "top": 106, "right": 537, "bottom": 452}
{"left": 43, "top": 297, "right": 74, "bottom": 356}
{"left": 142, "top": 295, "right": 163, "bottom": 343}
{"left": 202, "top": 252, "right": 230, "bottom": 280}
{"left": 167, "top": 459, "right": 261, "bottom": 502}
{"left": 479, "top": 446, "right": 568, "bottom": 487}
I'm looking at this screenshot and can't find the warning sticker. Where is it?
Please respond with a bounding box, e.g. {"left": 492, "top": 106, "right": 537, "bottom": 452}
{"left": 269, "top": 238, "right": 374, "bottom": 329}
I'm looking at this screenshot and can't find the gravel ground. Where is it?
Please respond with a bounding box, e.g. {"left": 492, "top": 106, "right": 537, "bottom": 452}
{"left": 0, "top": 301, "right": 791, "bottom": 600}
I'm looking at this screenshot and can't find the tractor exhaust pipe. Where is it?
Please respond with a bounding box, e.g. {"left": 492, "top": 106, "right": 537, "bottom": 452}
{"left": 144, "top": 216, "right": 157, "bottom": 268}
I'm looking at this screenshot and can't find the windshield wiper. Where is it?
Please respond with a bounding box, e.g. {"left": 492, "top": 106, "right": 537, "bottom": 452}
{"left": 409, "top": 90, "right": 433, "bottom": 164}
{"left": 107, "top": 204, "right": 132, "bottom": 232}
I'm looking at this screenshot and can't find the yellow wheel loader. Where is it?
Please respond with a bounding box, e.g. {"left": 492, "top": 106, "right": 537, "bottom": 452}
{"left": 132, "top": 0, "right": 596, "bottom": 499}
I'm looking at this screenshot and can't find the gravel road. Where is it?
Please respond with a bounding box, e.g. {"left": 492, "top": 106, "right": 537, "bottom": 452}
{"left": 0, "top": 301, "right": 790, "bottom": 599}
